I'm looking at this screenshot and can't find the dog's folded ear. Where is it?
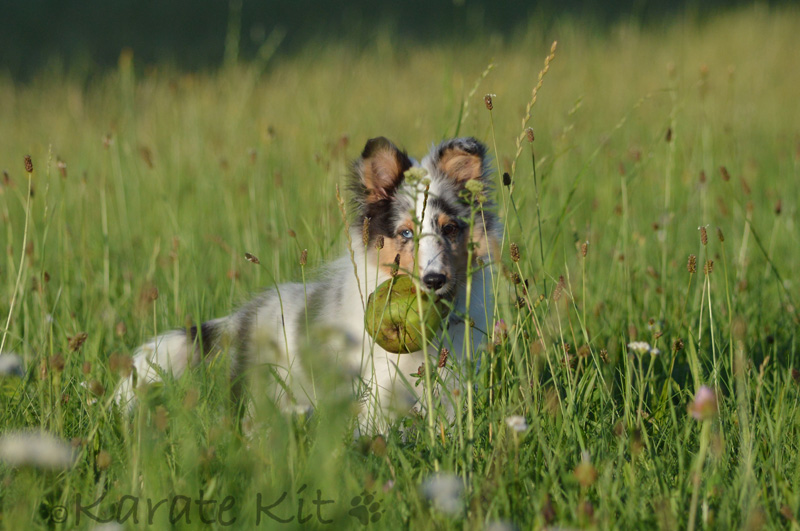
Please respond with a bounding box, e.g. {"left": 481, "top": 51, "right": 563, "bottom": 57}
{"left": 354, "top": 137, "right": 413, "bottom": 202}
{"left": 433, "top": 137, "right": 489, "bottom": 183}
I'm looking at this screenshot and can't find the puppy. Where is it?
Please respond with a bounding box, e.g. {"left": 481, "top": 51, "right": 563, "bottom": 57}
{"left": 116, "top": 137, "right": 501, "bottom": 433}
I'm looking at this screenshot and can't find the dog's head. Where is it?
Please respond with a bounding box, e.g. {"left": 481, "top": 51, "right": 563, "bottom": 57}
{"left": 351, "top": 137, "right": 499, "bottom": 296}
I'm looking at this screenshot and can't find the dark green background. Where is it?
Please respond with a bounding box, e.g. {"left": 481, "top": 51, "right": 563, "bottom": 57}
{"left": 0, "top": 0, "right": 779, "bottom": 79}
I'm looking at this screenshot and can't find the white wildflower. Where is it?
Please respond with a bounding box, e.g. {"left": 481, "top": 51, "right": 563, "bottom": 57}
{"left": 0, "top": 353, "right": 24, "bottom": 377}
{"left": 505, "top": 415, "right": 528, "bottom": 432}
{"left": 627, "top": 341, "right": 660, "bottom": 355}
{"left": 0, "top": 431, "right": 77, "bottom": 470}
{"left": 421, "top": 473, "right": 463, "bottom": 515}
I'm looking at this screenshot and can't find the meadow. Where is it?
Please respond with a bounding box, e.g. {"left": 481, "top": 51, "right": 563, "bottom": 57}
{"left": 1, "top": 5, "right": 799, "bottom": 529}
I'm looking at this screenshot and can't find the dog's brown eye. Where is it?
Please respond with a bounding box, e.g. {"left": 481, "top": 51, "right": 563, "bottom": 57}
{"left": 441, "top": 223, "right": 459, "bottom": 236}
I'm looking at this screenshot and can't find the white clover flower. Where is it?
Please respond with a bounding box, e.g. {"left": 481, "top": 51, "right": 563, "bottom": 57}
{"left": 0, "top": 431, "right": 77, "bottom": 470}
{"left": 505, "top": 415, "right": 528, "bottom": 432}
{"left": 0, "top": 353, "right": 24, "bottom": 377}
{"left": 421, "top": 473, "right": 463, "bottom": 515}
{"left": 627, "top": 341, "right": 660, "bottom": 355}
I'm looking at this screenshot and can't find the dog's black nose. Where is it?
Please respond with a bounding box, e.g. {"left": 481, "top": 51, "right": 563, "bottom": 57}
{"left": 422, "top": 273, "right": 447, "bottom": 291}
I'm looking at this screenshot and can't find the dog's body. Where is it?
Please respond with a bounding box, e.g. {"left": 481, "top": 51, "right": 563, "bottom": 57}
{"left": 116, "top": 137, "right": 500, "bottom": 433}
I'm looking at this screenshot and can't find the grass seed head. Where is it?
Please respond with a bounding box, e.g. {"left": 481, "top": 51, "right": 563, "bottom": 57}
{"left": 510, "top": 243, "right": 520, "bottom": 262}
{"left": 299, "top": 249, "right": 308, "bottom": 266}
{"left": 688, "top": 254, "right": 697, "bottom": 274}
{"left": 581, "top": 241, "right": 588, "bottom": 257}
{"left": 775, "top": 199, "right": 782, "bottom": 215}
{"left": 68, "top": 332, "right": 88, "bottom": 352}
{"left": 704, "top": 259, "right": 714, "bottom": 275}
{"left": 484, "top": 94, "right": 493, "bottom": 110}
{"left": 49, "top": 354, "right": 65, "bottom": 372}
{"left": 526, "top": 128, "right": 535, "bottom": 142}
{"left": 719, "top": 166, "right": 730, "bottom": 182}
{"left": 665, "top": 127, "right": 672, "bottom": 142}
{"left": 502, "top": 172, "right": 511, "bottom": 186}
{"left": 375, "top": 235, "right": 384, "bottom": 250}
{"left": 740, "top": 177, "right": 751, "bottom": 196}
{"left": 96, "top": 450, "right": 112, "bottom": 471}
{"left": 717, "top": 227, "right": 725, "bottom": 242}
{"left": 437, "top": 348, "right": 449, "bottom": 368}
{"left": 362, "top": 217, "right": 370, "bottom": 247}
{"left": 700, "top": 226, "right": 708, "bottom": 246}
{"left": 553, "top": 276, "right": 565, "bottom": 302}
{"left": 56, "top": 159, "right": 67, "bottom": 178}
{"left": 24, "top": 155, "right": 33, "bottom": 174}
{"left": 244, "top": 252, "right": 260, "bottom": 264}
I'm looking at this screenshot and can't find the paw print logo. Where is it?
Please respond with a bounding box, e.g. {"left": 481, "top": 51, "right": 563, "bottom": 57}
{"left": 348, "top": 490, "right": 383, "bottom": 525}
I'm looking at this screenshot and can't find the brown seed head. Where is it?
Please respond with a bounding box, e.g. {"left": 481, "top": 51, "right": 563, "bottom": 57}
{"left": 502, "top": 172, "right": 511, "bottom": 187}
{"left": 704, "top": 259, "right": 714, "bottom": 275}
{"left": 244, "top": 252, "right": 260, "bottom": 265}
{"left": 526, "top": 128, "right": 535, "bottom": 142}
{"left": 56, "top": 159, "right": 67, "bottom": 178}
{"left": 510, "top": 243, "right": 520, "bottom": 263}
{"left": 96, "top": 450, "right": 112, "bottom": 470}
{"left": 115, "top": 321, "right": 127, "bottom": 338}
{"left": 362, "top": 217, "right": 370, "bottom": 247}
{"left": 700, "top": 226, "right": 708, "bottom": 246}
{"left": 391, "top": 254, "right": 400, "bottom": 277}
{"left": 717, "top": 227, "right": 725, "bottom": 242}
{"left": 50, "top": 354, "right": 65, "bottom": 372}
{"left": 673, "top": 338, "right": 685, "bottom": 351}
{"left": 775, "top": 199, "right": 782, "bottom": 215}
{"left": 68, "top": 332, "right": 88, "bottom": 352}
{"left": 719, "top": 166, "right": 730, "bottom": 182}
{"left": 740, "top": 177, "right": 751, "bottom": 196}
{"left": 287, "top": 229, "right": 296, "bottom": 239}
{"left": 484, "top": 94, "right": 493, "bottom": 110}
{"left": 542, "top": 495, "right": 556, "bottom": 524}
{"left": 299, "top": 249, "right": 308, "bottom": 266}
{"left": 375, "top": 235, "right": 384, "bottom": 250}
{"left": 24, "top": 155, "right": 33, "bottom": 174}
{"left": 665, "top": 127, "right": 672, "bottom": 142}
{"left": 552, "top": 275, "right": 565, "bottom": 302}
{"left": 88, "top": 380, "right": 105, "bottom": 397}
{"left": 688, "top": 254, "right": 697, "bottom": 274}
{"left": 511, "top": 272, "right": 521, "bottom": 284}
{"left": 581, "top": 241, "right": 588, "bottom": 258}
{"left": 438, "top": 348, "right": 449, "bottom": 368}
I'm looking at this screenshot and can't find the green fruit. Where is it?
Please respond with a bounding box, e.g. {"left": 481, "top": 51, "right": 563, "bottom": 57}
{"left": 365, "top": 275, "right": 446, "bottom": 354}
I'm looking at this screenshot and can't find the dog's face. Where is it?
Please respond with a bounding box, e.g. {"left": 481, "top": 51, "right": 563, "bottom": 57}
{"left": 351, "top": 137, "right": 499, "bottom": 297}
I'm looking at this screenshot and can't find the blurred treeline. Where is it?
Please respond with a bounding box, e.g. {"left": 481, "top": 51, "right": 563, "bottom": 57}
{"left": 0, "top": 0, "right": 785, "bottom": 79}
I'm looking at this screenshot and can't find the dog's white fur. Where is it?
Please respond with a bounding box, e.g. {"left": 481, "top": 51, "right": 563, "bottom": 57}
{"left": 116, "top": 137, "right": 499, "bottom": 433}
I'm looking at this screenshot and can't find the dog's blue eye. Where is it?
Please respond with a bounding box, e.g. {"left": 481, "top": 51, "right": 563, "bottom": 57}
{"left": 400, "top": 229, "right": 413, "bottom": 239}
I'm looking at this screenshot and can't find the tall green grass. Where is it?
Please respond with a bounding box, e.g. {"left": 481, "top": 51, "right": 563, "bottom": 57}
{"left": 1, "top": 6, "right": 799, "bottom": 528}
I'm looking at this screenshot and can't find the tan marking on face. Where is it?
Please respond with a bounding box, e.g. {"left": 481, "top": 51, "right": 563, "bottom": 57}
{"left": 439, "top": 148, "right": 482, "bottom": 182}
{"left": 437, "top": 213, "right": 453, "bottom": 228}
{"left": 376, "top": 236, "right": 415, "bottom": 277}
